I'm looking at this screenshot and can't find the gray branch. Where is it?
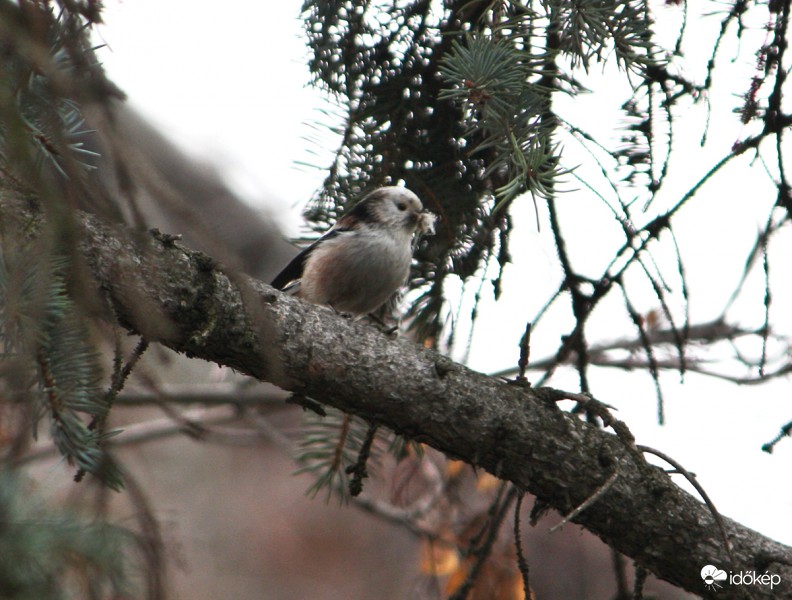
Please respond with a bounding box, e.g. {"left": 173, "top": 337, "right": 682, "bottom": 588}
{"left": 5, "top": 190, "right": 791, "bottom": 599}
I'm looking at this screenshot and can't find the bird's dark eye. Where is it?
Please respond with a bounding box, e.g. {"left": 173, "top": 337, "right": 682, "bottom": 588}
{"left": 397, "top": 202, "right": 407, "bottom": 211}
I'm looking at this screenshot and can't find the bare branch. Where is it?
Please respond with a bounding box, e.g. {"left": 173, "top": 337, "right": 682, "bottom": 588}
{"left": 492, "top": 319, "right": 791, "bottom": 386}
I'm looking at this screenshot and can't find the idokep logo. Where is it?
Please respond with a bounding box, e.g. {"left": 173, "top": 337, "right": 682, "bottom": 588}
{"left": 701, "top": 564, "right": 781, "bottom": 592}
{"left": 701, "top": 565, "right": 727, "bottom": 591}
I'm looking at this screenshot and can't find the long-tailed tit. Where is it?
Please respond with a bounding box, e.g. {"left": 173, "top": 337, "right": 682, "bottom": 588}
{"left": 271, "top": 186, "right": 436, "bottom": 315}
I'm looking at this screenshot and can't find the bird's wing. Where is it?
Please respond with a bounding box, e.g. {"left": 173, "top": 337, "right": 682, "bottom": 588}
{"left": 270, "top": 228, "right": 345, "bottom": 290}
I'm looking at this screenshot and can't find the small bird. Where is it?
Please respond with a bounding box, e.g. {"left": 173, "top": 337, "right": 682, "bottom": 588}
{"left": 271, "top": 186, "right": 435, "bottom": 315}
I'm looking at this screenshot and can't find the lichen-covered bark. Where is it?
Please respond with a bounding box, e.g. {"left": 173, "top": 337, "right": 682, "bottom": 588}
{"left": 4, "top": 190, "right": 791, "bottom": 599}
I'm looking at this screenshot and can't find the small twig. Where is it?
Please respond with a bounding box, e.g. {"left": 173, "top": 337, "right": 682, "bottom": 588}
{"left": 535, "top": 387, "right": 648, "bottom": 464}
{"left": 332, "top": 414, "right": 351, "bottom": 474}
{"left": 611, "top": 549, "right": 629, "bottom": 600}
{"left": 633, "top": 564, "right": 648, "bottom": 600}
{"left": 122, "top": 463, "right": 167, "bottom": 598}
{"left": 516, "top": 321, "right": 532, "bottom": 383}
{"left": 346, "top": 422, "right": 378, "bottom": 497}
{"left": 151, "top": 401, "right": 210, "bottom": 440}
{"left": 90, "top": 336, "right": 150, "bottom": 432}
{"left": 762, "top": 418, "right": 792, "bottom": 453}
{"left": 545, "top": 389, "right": 617, "bottom": 412}
{"left": 760, "top": 226, "right": 771, "bottom": 377}
{"left": 638, "top": 444, "right": 737, "bottom": 573}
{"left": 77, "top": 334, "right": 149, "bottom": 489}
{"left": 620, "top": 285, "right": 665, "bottom": 425}
{"left": 470, "top": 481, "right": 509, "bottom": 548}
{"left": 19, "top": 407, "right": 271, "bottom": 465}
{"left": 112, "top": 382, "right": 289, "bottom": 406}
{"left": 513, "top": 490, "right": 531, "bottom": 599}
{"left": 529, "top": 497, "right": 551, "bottom": 527}
{"left": 449, "top": 484, "right": 518, "bottom": 600}
{"left": 549, "top": 470, "right": 619, "bottom": 533}
{"left": 286, "top": 392, "right": 327, "bottom": 416}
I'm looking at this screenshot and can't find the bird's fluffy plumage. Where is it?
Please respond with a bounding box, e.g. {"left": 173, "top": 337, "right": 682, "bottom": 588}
{"left": 271, "top": 186, "right": 432, "bottom": 315}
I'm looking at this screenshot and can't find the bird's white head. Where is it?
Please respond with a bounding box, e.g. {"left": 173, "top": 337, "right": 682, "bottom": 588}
{"left": 337, "top": 186, "right": 426, "bottom": 234}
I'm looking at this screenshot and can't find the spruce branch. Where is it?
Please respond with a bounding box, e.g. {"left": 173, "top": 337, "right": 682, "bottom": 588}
{"left": 2, "top": 189, "right": 791, "bottom": 598}
{"left": 0, "top": 469, "right": 134, "bottom": 598}
{"left": 0, "top": 2, "right": 105, "bottom": 180}
{"left": 0, "top": 246, "right": 123, "bottom": 489}
{"left": 439, "top": 34, "right": 568, "bottom": 207}
{"left": 547, "top": 0, "right": 659, "bottom": 74}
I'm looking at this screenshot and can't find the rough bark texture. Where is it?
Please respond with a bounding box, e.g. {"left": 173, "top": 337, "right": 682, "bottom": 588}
{"left": 4, "top": 190, "right": 791, "bottom": 599}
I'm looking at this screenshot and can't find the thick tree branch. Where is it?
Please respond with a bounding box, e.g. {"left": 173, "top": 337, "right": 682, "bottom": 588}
{"left": 4, "top": 191, "right": 792, "bottom": 599}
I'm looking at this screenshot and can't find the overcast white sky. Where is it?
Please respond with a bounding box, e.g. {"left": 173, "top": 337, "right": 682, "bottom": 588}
{"left": 95, "top": 0, "right": 327, "bottom": 226}
{"left": 94, "top": 0, "right": 792, "bottom": 551}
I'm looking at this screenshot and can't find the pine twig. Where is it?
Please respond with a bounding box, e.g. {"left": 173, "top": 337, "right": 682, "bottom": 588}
{"left": 513, "top": 490, "right": 531, "bottom": 599}
{"left": 346, "top": 422, "right": 378, "bottom": 497}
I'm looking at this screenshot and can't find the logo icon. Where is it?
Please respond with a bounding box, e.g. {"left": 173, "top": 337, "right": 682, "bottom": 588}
{"left": 701, "top": 565, "right": 728, "bottom": 591}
